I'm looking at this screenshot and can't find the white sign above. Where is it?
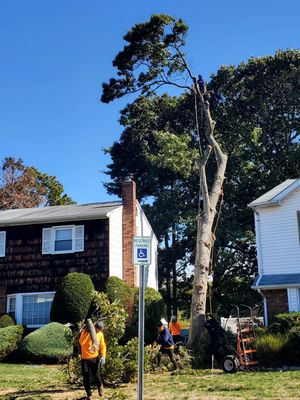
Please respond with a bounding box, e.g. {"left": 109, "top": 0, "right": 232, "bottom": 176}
{"left": 133, "top": 236, "right": 151, "bottom": 265}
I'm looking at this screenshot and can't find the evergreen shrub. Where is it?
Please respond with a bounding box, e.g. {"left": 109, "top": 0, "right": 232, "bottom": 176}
{"left": 269, "top": 312, "right": 300, "bottom": 334}
{"left": 50, "top": 272, "right": 95, "bottom": 324}
{"left": 0, "top": 313, "right": 15, "bottom": 328}
{"left": 18, "top": 322, "right": 73, "bottom": 361}
{"left": 128, "top": 287, "right": 166, "bottom": 344}
{"left": 256, "top": 333, "right": 288, "bottom": 367}
{"left": 106, "top": 276, "right": 134, "bottom": 307}
{"left": 0, "top": 325, "right": 23, "bottom": 360}
{"left": 105, "top": 276, "right": 134, "bottom": 322}
{"left": 285, "top": 326, "right": 300, "bottom": 365}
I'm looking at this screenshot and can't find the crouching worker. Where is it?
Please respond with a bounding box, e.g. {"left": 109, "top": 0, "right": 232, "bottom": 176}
{"left": 157, "top": 319, "right": 177, "bottom": 370}
{"left": 79, "top": 321, "right": 106, "bottom": 399}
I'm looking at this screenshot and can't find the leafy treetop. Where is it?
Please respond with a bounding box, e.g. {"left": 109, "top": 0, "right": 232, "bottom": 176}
{"left": 101, "top": 14, "right": 190, "bottom": 103}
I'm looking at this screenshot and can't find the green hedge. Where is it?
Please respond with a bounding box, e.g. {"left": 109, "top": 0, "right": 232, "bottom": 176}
{"left": 256, "top": 312, "right": 300, "bottom": 366}
{"left": 126, "top": 287, "right": 166, "bottom": 344}
{"left": 0, "top": 325, "right": 24, "bottom": 360}
{"left": 0, "top": 314, "right": 15, "bottom": 328}
{"left": 51, "top": 272, "right": 95, "bottom": 324}
{"left": 256, "top": 333, "right": 288, "bottom": 367}
{"left": 18, "top": 322, "right": 73, "bottom": 361}
{"left": 106, "top": 276, "right": 134, "bottom": 308}
{"left": 269, "top": 312, "right": 300, "bottom": 334}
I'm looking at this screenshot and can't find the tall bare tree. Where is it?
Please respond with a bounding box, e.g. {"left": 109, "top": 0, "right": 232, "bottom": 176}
{"left": 101, "top": 14, "right": 227, "bottom": 349}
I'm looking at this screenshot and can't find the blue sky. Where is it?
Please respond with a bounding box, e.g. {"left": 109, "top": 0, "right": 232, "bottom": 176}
{"left": 1, "top": 0, "right": 299, "bottom": 204}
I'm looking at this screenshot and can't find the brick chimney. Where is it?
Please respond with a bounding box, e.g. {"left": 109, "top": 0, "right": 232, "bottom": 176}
{"left": 122, "top": 176, "right": 137, "bottom": 287}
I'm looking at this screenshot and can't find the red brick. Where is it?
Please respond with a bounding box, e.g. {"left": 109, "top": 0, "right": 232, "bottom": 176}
{"left": 122, "top": 180, "right": 137, "bottom": 287}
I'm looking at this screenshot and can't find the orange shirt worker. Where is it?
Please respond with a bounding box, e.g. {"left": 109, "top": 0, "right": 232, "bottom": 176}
{"left": 79, "top": 321, "right": 106, "bottom": 399}
{"left": 168, "top": 316, "right": 183, "bottom": 344}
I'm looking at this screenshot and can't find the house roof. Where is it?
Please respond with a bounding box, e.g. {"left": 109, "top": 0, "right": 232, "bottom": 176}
{"left": 0, "top": 201, "right": 122, "bottom": 227}
{"left": 252, "top": 273, "right": 300, "bottom": 289}
{"left": 248, "top": 179, "right": 300, "bottom": 208}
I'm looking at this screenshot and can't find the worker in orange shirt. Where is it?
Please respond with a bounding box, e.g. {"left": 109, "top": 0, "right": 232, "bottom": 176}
{"left": 168, "top": 316, "right": 183, "bottom": 345}
{"left": 79, "top": 321, "right": 106, "bottom": 399}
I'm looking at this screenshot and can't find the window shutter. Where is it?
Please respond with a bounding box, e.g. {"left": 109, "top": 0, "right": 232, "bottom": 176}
{"left": 0, "top": 231, "right": 6, "bottom": 257}
{"left": 42, "top": 228, "right": 52, "bottom": 254}
{"left": 75, "top": 225, "right": 84, "bottom": 252}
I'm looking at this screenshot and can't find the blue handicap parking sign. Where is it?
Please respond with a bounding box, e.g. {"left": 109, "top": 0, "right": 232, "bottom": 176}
{"left": 137, "top": 248, "right": 147, "bottom": 259}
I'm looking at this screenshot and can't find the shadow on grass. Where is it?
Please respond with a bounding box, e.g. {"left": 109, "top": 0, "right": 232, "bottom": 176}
{"left": 3, "top": 385, "right": 84, "bottom": 400}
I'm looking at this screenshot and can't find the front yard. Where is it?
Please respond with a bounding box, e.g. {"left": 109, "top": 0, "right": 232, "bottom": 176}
{"left": 1, "top": 363, "right": 300, "bottom": 399}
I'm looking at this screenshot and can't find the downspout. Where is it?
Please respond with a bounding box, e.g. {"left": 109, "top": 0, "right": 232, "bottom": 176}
{"left": 254, "top": 210, "right": 268, "bottom": 326}
{"left": 258, "top": 288, "right": 268, "bottom": 326}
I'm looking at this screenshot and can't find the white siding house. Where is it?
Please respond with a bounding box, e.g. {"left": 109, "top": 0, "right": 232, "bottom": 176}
{"left": 136, "top": 203, "right": 158, "bottom": 290}
{"left": 249, "top": 179, "right": 300, "bottom": 324}
{"left": 108, "top": 200, "right": 158, "bottom": 289}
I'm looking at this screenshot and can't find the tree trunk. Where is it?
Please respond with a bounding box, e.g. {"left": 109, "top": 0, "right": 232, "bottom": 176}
{"left": 187, "top": 80, "right": 227, "bottom": 351}
{"left": 188, "top": 216, "right": 213, "bottom": 349}
{"left": 164, "top": 232, "right": 172, "bottom": 321}
{"left": 172, "top": 261, "right": 177, "bottom": 316}
{"left": 172, "top": 224, "right": 177, "bottom": 316}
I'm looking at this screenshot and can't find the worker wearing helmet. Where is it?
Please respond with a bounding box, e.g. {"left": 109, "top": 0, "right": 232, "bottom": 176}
{"left": 79, "top": 321, "right": 106, "bottom": 399}
{"left": 157, "top": 319, "right": 177, "bottom": 370}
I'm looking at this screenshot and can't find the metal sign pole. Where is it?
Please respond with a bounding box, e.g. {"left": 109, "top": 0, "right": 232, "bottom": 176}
{"left": 133, "top": 236, "right": 151, "bottom": 400}
{"left": 138, "top": 263, "right": 145, "bottom": 400}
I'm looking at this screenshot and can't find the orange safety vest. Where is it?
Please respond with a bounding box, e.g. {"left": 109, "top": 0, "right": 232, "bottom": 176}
{"left": 79, "top": 329, "right": 106, "bottom": 360}
{"left": 168, "top": 321, "right": 182, "bottom": 336}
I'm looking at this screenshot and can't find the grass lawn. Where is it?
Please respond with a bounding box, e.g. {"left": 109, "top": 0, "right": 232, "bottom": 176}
{"left": 1, "top": 363, "right": 300, "bottom": 399}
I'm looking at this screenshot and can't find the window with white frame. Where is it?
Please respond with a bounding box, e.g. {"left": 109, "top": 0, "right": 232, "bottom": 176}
{"left": 7, "top": 292, "right": 54, "bottom": 327}
{"left": 7, "top": 295, "right": 16, "bottom": 321}
{"left": 0, "top": 231, "right": 6, "bottom": 257}
{"left": 42, "top": 225, "right": 84, "bottom": 254}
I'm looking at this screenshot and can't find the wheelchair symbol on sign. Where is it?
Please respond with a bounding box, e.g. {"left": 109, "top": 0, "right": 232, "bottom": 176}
{"left": 137, "top": 248, "right": 147, "bottom": 259}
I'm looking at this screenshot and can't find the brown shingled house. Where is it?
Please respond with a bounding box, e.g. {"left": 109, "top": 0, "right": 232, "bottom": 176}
{"left": 0, "top": 179, "right": 158, "bottom": 327}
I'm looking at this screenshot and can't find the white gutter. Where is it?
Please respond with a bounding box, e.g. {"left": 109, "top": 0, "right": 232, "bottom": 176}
{"left": 252, "top": 283, "right": 300, "bottom": 290}
{"left": 253, "top": 211, "right": 268, "bottom": 325}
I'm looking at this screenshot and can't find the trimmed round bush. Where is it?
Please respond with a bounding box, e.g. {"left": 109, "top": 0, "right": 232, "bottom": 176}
{"left": 50, "top": 272, "right": 95, "bottom": 324}
{"left": 18, "top": 322, "right": 73, "bottom": 361}
{"left": 0, "top": 313, "right": 15, "bottom": 328}
{"left": 106, "top": 276, "right": 134, "bottom": 307}
{"left": 0, "top": 325, "right": 23, "bottom": 360}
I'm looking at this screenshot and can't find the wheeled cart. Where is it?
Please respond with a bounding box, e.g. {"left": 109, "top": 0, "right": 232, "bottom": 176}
{"left": 222, "top": 305, "right": 259, "bottom": 373}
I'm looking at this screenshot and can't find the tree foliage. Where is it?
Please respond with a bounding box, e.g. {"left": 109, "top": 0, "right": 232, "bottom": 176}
{"left": 101, "top": 14, "right": 190, "bottom": 103}
{"left": 104, "top": 94, "right": 197, "bottom": 318}
{"left": 0, "top": 157, "right": 74, "bottom": 209}
{"left": 104, "top": 46, "right": 300, "bottom": 319}
{"left": 209, "top": 49, "right": 300, "bottom": 314}
{"left": 89, "top": 291, "right": 127, "bottom": 348}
